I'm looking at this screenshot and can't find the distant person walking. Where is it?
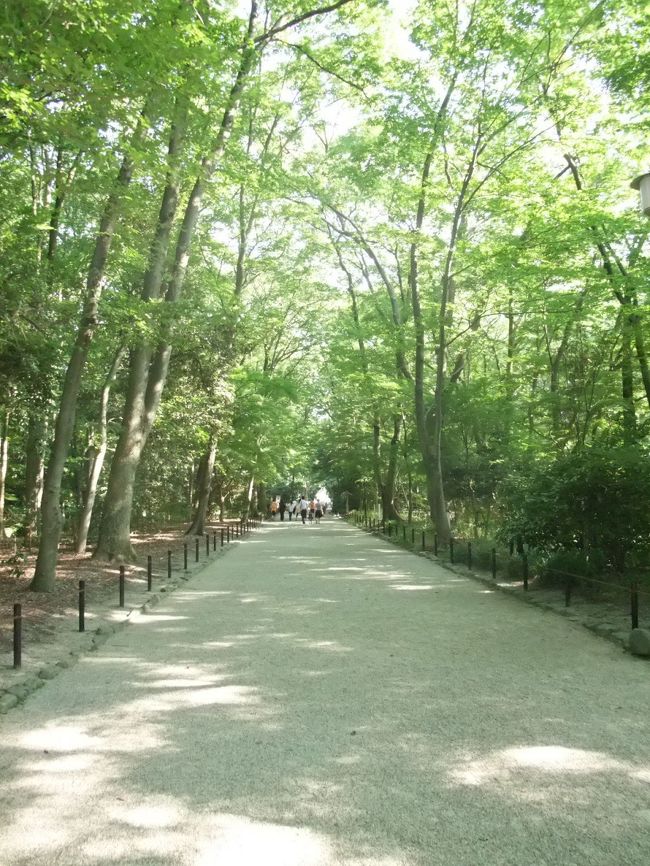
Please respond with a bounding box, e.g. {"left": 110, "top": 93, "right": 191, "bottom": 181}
{"left": 288, "top": 500, "right": 297, "bottom": 521}
{"left": 270, "top": 499, "right": 278, "bottom": 520}
{"left": 315, "top": 502, "right": 323, "bottom": 524}
{"left": 279, "top": 497, "right": 286, "bottom": 521}
{"left": 299, "top": 497, "right": 309, "bottom": 524}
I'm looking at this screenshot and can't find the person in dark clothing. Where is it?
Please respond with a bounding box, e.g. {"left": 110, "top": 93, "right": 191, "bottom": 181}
{"left": 279, "top": 497, "right": 286, "bottom": 521}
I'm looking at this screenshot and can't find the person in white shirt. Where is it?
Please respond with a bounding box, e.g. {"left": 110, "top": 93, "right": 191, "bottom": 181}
{"left": 299, "top": 497, "right": 309, "bottom": 524}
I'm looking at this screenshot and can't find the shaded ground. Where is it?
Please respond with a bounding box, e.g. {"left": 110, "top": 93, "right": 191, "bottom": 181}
{"left": 0, "top": 522, "right": 240, "bottom": 658}
{"left": 1, "top": 518, "right": 649, "bottom": 866}
{"left": 0, "top": 521, "right": 243, "bottom": 688}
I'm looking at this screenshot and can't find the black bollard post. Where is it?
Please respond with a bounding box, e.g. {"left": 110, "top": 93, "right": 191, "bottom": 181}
{"left": 467, "top": 541, "right": 472, "bottom": 570}
{"left": 79, "top": 580, "right": 85, "bottom": 632}
{"left": 206, "top": 534, "right": 210, "bottom": 557}
{"left": 411, "top": 527, "right": 415, "bottom": 545}
{"left": 13, "top": 603, "right": 21, "bottom": 669}
{"left": 434, "top": 533, "right": 438, "bottom": 556}
{"left": 221, "top": 528, "right": 224, "bottom": 548}
{"left": 565, "top": 577, "right": 572, "bottom": 607}
{"left": 388, "top": 523, "right": 392, "bottom": 538}
{"left": 227, "top": 525, "right": 230, "bottom": 543}
{"left": 631, "top": 583, "right": 639, "bottom": 629}
{"left": 523, "top": 555, "right": 529, "bottom": 591}
{"left": 422, "top": 531, "right": 425, "bottom": 551}
{"left": 195, "top": 537, "right": 199, "bottom": 563}
{"left": 119, "top": 565, "right": 125, "bottom": 608}
{"left": 167, "top": 550, "right": 172, "bottom": 581}
{"left": 147, "top": 554, "right": 153, "bottom": 591}
{"left": 184, "top": 543, "right": 188, "bottom": 572}
{"left": 213, "top": 532, "right": 217, "bottom": 551}
{"left": 402, "top": 525, "right": 406, "bottom": 542}
{"left": 449, "top": 536, "right": 455, "bottom": 564}
{"left": 491, "top": 548, "right": 497, "bottom": 580}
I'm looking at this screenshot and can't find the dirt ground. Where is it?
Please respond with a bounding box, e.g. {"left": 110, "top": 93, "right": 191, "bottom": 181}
{"left": 0, "top": 522, "right": 243, "bottom": 658}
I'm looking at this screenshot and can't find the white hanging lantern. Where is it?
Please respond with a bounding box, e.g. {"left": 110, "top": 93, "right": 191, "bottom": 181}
{"left": 631, "top": 171, "right": 650, "bottom": 216}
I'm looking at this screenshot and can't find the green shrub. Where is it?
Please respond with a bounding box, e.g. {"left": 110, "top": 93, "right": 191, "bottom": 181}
{"left": 498, "top": 446, "right": 650, "bottom": 571}
{"left": 538, "top": 549, "right": 605, "bottom": 592}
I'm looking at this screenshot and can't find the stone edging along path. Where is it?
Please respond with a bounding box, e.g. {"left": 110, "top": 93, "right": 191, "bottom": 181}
{"left": 0, "top": 539, "right": 237, "bottom": 716}
{"left": 361, "top": 524, "right": 649, "bottom": 659}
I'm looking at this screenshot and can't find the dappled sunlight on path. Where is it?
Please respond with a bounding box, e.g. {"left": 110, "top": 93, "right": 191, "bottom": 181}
{"left": 1, "top": 517, "right": 649, "bottom": 865}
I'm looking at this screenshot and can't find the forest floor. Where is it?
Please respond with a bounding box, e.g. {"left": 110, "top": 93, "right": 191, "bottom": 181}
{"left": 0, "top": 517, "right": 649, "bottom": 866}
{"left": 0, "top": 521, "right": 244, "bottom": 699}
{"left": 373, "top": 532, "right": 649, "bottom": 651}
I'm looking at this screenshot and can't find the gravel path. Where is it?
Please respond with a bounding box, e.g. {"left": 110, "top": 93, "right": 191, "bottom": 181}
{"left": 1, "top": 518, "right": 649, "bottom": 866}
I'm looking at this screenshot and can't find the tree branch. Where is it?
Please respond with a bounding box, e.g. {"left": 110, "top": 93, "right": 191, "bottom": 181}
{"left": 255, "top": 0, "right": 355, "bottom": 45}
{"left": 277, "top": 39, "right": 369, "bottom": 96}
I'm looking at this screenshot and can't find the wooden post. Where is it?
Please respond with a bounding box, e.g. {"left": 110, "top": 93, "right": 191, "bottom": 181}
{"left": 13, "top": 603, "right": 21, "bottom": 669}
{"left": 523, "top": 555, "right": 529, "bottom": 591}
{"left": 631, "top": 583, "right": 639, "bottom": 629}
{"left": 78, "top": 580, "right": 85, "bottom": 632}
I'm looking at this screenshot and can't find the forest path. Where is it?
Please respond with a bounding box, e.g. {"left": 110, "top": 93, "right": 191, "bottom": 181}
{"left": 1, "top": 518, "right": 649, "bottom": 866}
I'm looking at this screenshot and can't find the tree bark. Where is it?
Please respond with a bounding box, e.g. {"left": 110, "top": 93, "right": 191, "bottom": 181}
{"left": 95, "top": 12, "right": 258, "bottom": 560}
{"left": 186, "top": 436, "right": 217, "bottom": 535}
{"left": 30, "top": 130, "right": 141, "bottom": 591}
{"left": 621, "top": 307, "right": 637, "bottom": 444}
{"left": 23, "top": 413, "right": 46, "bottom": 545}
{"left": 373, "top": 415, "right": 401, "bottom": 521}
{"left": 0, "top": 409, "right": 9, "bottom": 536}
{"left": 409, "top": 150, "right": 451, "bottom": 542}
{"left": 75, "top": 346, "right": 125, "bottom": 553}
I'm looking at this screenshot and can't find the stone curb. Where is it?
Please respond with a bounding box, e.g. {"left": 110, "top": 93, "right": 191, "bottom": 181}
{"left": 0, "top": 534, "right": 245, "bottom": 716}
{"left": 363, "top": 525, "right": 641, "bottom": 657}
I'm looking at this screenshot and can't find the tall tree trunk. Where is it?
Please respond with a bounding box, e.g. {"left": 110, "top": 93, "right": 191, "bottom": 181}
{"left": 409, "top": 151, "right": 451, "bottom": 542}
{"left": 94, "top": 93, "right": 193, "bottom": 560}
{"left": 246, "top": 474, "right": 255, "bottom": 518}
{"left": 373, "top": 415, "right": 401, "bottom": 521}
{"left": 75, "top": 347, "right": 125, "bottom": 553}
{"left": 30, "top": 129, "right": 141, "bottom": 591}
{"left": 95, "top": 15, "right": 258, "bottom": 560}
{"left": 186, "top": 437, "right": 217, "bottom": 535}
{"left": 621, "top": 308, "right": 637, "bottom": 444}
{"left": 0, "top": 409, "right": 9, "bottom": 536}
{"left": 23, "top": 414, "right": 46, "bottom": 546}
{"left": 632, "top": 307, "right": 650, "bottom": 409}
{"left": 407, "top": 80, "right": 456, "bottom": 543}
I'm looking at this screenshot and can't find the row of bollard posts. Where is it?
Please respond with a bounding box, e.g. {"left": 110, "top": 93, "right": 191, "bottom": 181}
{"left": 371, "top": 518, "right": 645, "bottom": 633}
{"left": 11, "top": 516, "right": 263, "bottom": 669}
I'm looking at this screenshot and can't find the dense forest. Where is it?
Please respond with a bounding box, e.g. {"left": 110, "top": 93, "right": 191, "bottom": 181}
{"left": 1, "top": 0, "right": 648, "bottom": 592}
